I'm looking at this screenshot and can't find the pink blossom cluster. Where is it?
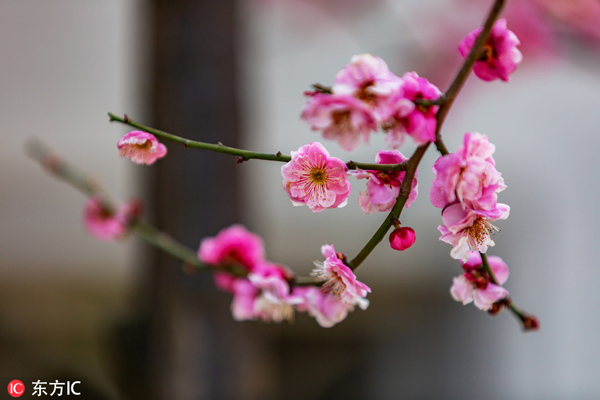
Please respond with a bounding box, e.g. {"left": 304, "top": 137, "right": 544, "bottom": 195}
{"left": 198, "top": 225, "right": 368, "bottom": 327}
{"left": 459, "top": 18, "right": 522, "bottom": 82}
{"left": 302, "top": 54, "right": 440, "bottom": 151}
{"left": 450, "top": 251, "right": 509, "bottom": 311}
{"left": 352, "top": 150, "right": 417, "bottom": 214}
{"left": 83, "top": 196, "right": 141, "bottom": 240}
{"left": 430, "top": 133, "right": 509, "bottom": 261}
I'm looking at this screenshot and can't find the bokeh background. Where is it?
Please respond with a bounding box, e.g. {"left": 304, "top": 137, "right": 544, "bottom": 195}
{"left": 2, "top": 0, "right": 600, "bottom": 399}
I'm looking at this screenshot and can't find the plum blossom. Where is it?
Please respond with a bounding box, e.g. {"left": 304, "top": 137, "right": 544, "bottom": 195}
{"left": 198, "top": 224, "right": 265, "bottom": 271}
{"left": 389, "top": 226, "right": 416, "bottom": 251}
{"left": 227, "top": 263, "right": 301, "bottom": 323}
{"left": 333, "top": 53, "right": 403, "bottom": 121}
{"left": 301, "top": 93, "right": 377, "bottom": 151}
{"left": 352, "top": 150, "right": 417, "bottom": 214}
{"left": 281, "top": 142, "right": 351, "bottom": 212}
{"left": 293, "top": 286, "right": 352, "bottom": 328}
{"left": 83, "top": 195, "right": 136, "bottom": 241}
{"left": 247, "top": 263, "right": 300, "bottom": 323}
{"left": 430, "top": 132, "right": 506, "bottom": 212}
{"left": 438, "top": 203, "right": 509, "bottom": 261}
{"left": 311, "top": 244, "right": 370, "bottom": 308}
{"left": 229, "top": 278, "right": 261, "bottom": 321}
{"left": 382, "top": 72, "right": 441, "bottom": 148}
{"left": 458, "top": 18, "right": 522, "bottom": 82}
{"left": 117, "top": 131, "right": 167, "bottom": 165}
{"left": 450, "top": 251, "right": 509, "bottom": 311}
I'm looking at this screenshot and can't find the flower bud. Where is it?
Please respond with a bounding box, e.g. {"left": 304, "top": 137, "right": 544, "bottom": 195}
{"left": 487, "top": 301, "right": 504, "bottom": 315}
{"left": 389, "top": 227, "right": 416, "bottom": 251}
{"left": 521, "top": 314, "right": 540, "bottom": 331}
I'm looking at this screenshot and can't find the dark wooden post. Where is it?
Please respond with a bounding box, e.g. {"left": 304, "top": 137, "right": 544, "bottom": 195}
{"left": 122, "top": 1, "right": 278, "bottom": 399}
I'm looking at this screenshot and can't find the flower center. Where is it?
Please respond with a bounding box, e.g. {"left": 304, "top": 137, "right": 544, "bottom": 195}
{"left": 311, "top": 262, "right": 346, "bottom": 297}
{"left": 467, "top": 217, "right": 498, "bottom": 246}
{"left": 355, "top": 80, "right": 376, "bottom": 103}
{"left": 134, "top": 140, "right": 152, "bottom": 150}
{"left": 254, "top": 295, "right": 295, "bottom": 323}
{"left": 479, "top": 42, "right": 496, "bottom": 63}
{"left": 331, "top": 110, "right": 351, "bottom": 131}
{"left": 309, "top": 168, "right": 328, "bottom": 185}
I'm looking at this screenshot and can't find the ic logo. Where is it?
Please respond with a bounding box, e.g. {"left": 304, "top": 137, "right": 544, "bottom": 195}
{"left": 8, "top": 380, "right": 25, "bottom": 397}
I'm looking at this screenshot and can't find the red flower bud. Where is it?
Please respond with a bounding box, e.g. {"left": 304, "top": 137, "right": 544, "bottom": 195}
{"left": 389, "top": 227, "right": 416, "bottom": 251}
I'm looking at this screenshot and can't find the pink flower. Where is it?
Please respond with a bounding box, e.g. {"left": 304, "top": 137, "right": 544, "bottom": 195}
{"left": 352, "top": 150, "right": 417, "bottom": 214}
{"left": 82, "top": 196, "right": 132, "bottom": 241}
{"left": 281, "top": 142, "right": 351, "bottom": 212}
{"left": 229, "top": 278, "right": 261, "bottom": 321}
{"left": 198, "top": 224, "right": 265, "bottom": 270}
{"left": 247, "top": 263, "right": 300, "bottom": 323}
{"left": 117, "top": 131, "right": 167, "bottom": 165}
{"left": 293, "top": 286, "right": 352, "bottom": 328}
{"left": 333, "top": 54, "right": 403, "bottom": 121}
{"left": 438, "top": 203, "right": 509, "bottom": 261}
{"left": 382, "top": 72, "right": 441, "bottom": 147}
{"left": 301, "top": 93, "right": 377, "bottom": 151}
{"left": 389, "top": 226, "right": 416, "bottom": 251}
{"left": 458, "top": 18, "right": 522, "bottom": 82}
{"left": 450, "top": 251, "right": 509, "bottom": 311}
{"left": 227, "top": 263, "right": 300, "bottom": 323}
{"left": 430, "top": 132, "right": 506, "bottom": 212}
{"left": 311, "top": 244, "right": 370, "bottom": 308}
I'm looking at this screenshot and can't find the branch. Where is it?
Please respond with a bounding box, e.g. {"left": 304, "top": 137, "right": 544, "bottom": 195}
{"left": 349, "top": 143, "right": 428, "bottom": 270}
{"left": 109, "top": 112, "right": 408, "bottom": 172}
{"left": 480, "top": 253, "right": 539, "bottom": 331}
{"left": 26, "top": 139, "right": 322, "bottom": 285}
{"left": 346, "top": 161, "right": 407, "bottom": 172}
{"left": 27, "top": 138, "right": 209, "bottom": 270}
{"left": 108, "top": 112, "right": 292, "bottom": 163}
{"left": 348, "top": 0, "right": 506, "bottom": 270}
{"left": 434, "top": 0, "right": 506, "bottom": 156}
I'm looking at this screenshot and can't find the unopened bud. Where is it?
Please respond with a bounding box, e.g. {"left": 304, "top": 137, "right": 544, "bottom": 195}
{"left": 487, "top": 301, "right": 504, "bottom": 315}
{"left": 389, "top": 227, "right": 416, "bottom": 251}
{"left": 521, "top": 314, "right": 540, "bottom": 331}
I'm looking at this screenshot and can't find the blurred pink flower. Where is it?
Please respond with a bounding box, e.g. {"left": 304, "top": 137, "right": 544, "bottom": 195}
{"left": 281, "top": 142, "right": 351, "bottom": 212}
{"left": 248, "top": 263, "right": 300, "bottom": 323}
{"left": 311, "top": 244, "right": 370, "bottom": 308}
{"left": 333, "top": 53, "right": 403, "bottom": 121}
{"left": 83, "top": 196, "right": 129, "bottom": 241}
{"left": 227, "top": 263, "right": 300, "bottom": 323}
{"left": 198, "top": 224, "right": 265, "bottom": 270}
{"left": 117, "top": 131, "right": 167, "bottom": 165}
{"left": 389, "top": 226, "right": 416, "bottom": 251}
{"left": 450, "top": 251, "right": 509, "bottom": 311}
{"left": 301, "top": 93, "right": 377, "bottom": 151}
{"left": 293, "top": 286, "right": 352, "bottom": 328}
{"left": 430, "top": 132, "right": 506, "bottom": 212}
{"left": 352, "top": 150, "right": 418, "bottom": 214}
{"left": 458, "top": 18, "right": 522, "bottom": 82}
{"left": 382, "top": 72, "right": 440, "bottom": 147}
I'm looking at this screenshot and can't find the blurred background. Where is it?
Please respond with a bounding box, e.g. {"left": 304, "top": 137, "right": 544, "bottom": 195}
{"left": 2, "top": 0, "right": 600, "bottom": 399}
